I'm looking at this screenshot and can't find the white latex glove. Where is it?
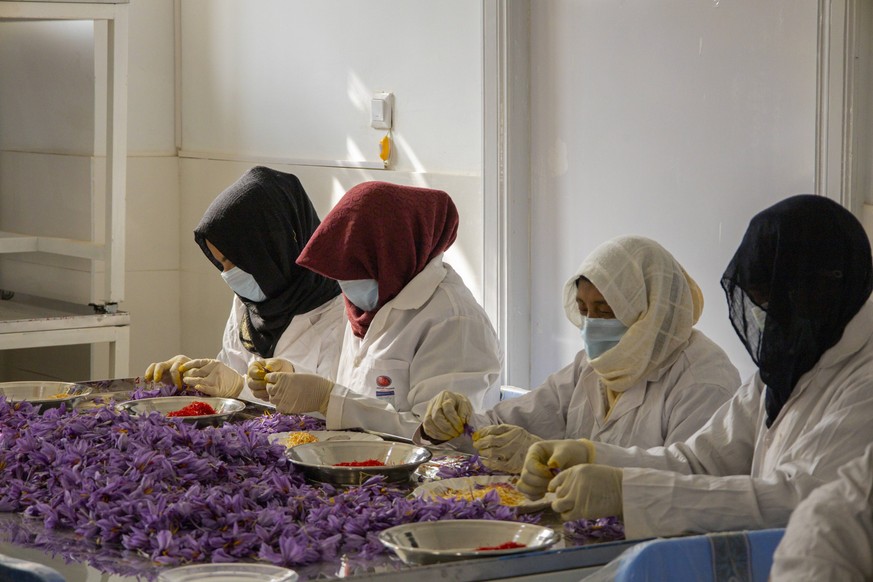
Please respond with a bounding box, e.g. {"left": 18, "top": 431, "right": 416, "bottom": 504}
{"left": 421, "top": 391, "right": 473, "bottom": 442}
{"left": 179, "top": 358, "right": 244, "bottom": 398}
{"left": 549, "top": 464, "right": 624, "bottom": 521}
{"left": 247, "top": 358, "right": 295, "bottom": 400}
{"left": 265, "top": 372, "right": 333, "bottom": 415}
{"left": 144, "top": 355, "right": 191, "bottom": 388}
{"left": 517, "top": 439, "right": 596, "bottom": 500}
{"left": 473, "top": 424, "right": 541, "bottom": 474}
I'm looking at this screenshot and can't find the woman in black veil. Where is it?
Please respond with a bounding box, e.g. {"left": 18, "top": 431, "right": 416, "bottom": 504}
{"left": 722, "top": 194, "right": 872, "bottom": 427}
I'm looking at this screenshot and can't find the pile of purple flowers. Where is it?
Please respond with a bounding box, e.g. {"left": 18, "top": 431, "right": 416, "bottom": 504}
{"left": 0, "top": 398, "right": 531, "bottom": 570}
{"left": 563, "top": 516, "right": 625, "bottom": 544}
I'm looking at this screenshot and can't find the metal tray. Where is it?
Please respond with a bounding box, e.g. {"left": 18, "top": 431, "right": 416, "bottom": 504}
{"left": 0, "top": 381, "right": 92, "bottom": 409}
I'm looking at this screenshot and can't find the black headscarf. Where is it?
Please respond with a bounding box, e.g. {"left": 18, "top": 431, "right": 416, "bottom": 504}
{"left": 193, "top": 167, "right": 341, "bottom": 358}
{"left": 721, "top": 194, "right": 873, "bottom": 427}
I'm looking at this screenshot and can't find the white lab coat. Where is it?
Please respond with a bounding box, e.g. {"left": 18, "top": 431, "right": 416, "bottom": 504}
{"left": 591, "top": 301, "right": 873, "bottom": 540}
{"left": 770, "top": 444, "right": 873, "bottom": 582}
{"left": 325, "top": 256, "right": 502, "bottom": 439}
{"left": 468, "top": 330, "right": 739, "bottom": 447}
{"left": 217, "top": 294, "right": 345, "bottom": 404}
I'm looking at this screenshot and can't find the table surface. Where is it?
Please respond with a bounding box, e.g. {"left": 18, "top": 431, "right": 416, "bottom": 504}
{"left": 0, "top": 379, "right": 638, "bottom": 581}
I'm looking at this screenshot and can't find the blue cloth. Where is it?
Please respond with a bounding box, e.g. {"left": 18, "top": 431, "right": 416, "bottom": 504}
{"left": 592, "top": 529, "right": 785, "bottom": 582}
{"left": 0, "top": 553, "right": 65, "bottom": 582}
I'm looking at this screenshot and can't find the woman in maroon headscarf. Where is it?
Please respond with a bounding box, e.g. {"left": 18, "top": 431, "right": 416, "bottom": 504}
{"left": 251, "top": 181, "right": 502, "bottom": 438}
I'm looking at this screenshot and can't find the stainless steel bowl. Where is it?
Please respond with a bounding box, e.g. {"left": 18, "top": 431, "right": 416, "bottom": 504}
{"left": 0, "top": 381, "right": 93, "bottom": 409}
{"left": 378, "top": 519, "right": 561, "bottom": 565}
{"left": 286, "top": 441, "right": 432, "bottom": 485}
{"left": 115, "top": 396, "right": 246, "bottom": 427}
{"left": 157, "top": 563, "right": 298, "bottom": 582}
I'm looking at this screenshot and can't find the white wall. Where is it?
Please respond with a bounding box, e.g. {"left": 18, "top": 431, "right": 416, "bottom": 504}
{"left": 528, "top": 0, "right": 820, "bottom": 385}
{"left": 179, "top": 0, "right": 482, "bottom": 175}
{"left": 0, "top": 1, "right": 484, "bottom": 379}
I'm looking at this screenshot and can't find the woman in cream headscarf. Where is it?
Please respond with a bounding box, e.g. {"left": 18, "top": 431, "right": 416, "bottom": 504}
{"left": 419, "top": 235, "right": 740, "bottom": 473}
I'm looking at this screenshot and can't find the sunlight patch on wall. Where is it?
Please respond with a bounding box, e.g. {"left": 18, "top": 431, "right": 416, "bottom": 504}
{"left": 393, "top": 133, "right": 426, "bottom": 174}
{"left": 346, "top": 70, "right": 371, "bottom": 114}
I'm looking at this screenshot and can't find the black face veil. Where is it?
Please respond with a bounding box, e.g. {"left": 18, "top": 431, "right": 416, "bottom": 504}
{"left": 721, "top": 194, "right": 873, "bottom": 427}
{"left": 193, "top": 167, "right": 340, "bottom": 358}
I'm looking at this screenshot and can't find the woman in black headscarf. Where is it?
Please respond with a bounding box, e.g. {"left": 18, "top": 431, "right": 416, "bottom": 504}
{"left": 517, "top": 195, "right": 873, "bottom": 540}
{"left": 144, "top": 167, "right": 344, "bottom": 403}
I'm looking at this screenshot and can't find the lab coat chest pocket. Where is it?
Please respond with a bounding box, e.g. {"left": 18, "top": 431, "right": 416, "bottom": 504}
{"left": 363, "top": 359, "right": 410, "bottom": 410}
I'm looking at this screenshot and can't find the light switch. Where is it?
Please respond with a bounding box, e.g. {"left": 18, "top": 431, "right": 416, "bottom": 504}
{"left": 371, "top": 92, "right": 393, "bottom": 129}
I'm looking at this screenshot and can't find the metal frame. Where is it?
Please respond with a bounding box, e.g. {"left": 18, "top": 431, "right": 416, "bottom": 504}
{"left": 0, "top": 1, "right": 130, "bottom": 377}
{"left": 483, "top": 0, "right": 532, "bottom": 387}
{"left": 815, "top": 0, "right": 871, "bottom": 218}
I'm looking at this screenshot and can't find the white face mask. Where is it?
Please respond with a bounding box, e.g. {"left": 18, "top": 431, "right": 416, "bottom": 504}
{"left": 221, "top": 266, "right": 267, "bottom": 302}
{"left": 338, "top": 279, "right": 379, "bottom": 311}
{"left": 581, "top": 316, "right": 628, "bottom": 359}
{"left": 749, "top": 304, "right": 767, "bottom": 332}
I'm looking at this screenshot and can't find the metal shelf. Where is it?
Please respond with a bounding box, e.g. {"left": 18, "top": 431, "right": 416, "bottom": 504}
{"left": 0, "top": 231, "right": 106, "bottom": 260}
{"left": 0, "top": 0, "right": 130, "bottom": 377}
{"left": 0, "top": 293, "right": 129, "bottom": 376}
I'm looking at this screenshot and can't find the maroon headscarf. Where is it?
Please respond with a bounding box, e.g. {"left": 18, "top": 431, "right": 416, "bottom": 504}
{"left": 297, "top": 181, "right": 459, "bottom": 337}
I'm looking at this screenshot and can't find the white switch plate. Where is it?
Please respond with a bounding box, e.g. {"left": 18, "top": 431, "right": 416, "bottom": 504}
{"left": 371, "top": 92, "right": 394, "bottom": 129}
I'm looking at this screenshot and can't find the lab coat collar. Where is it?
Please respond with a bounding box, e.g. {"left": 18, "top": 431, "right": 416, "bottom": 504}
{"left": 586, "top": 367, "right": 646, "bottom": 426}
{"left": 814, "top": 300, "right": 873, "bottom": 370}
{"left": 588, "top": 344, "right": 683, "bottom": 427}
{"left": 362, "top": 256, "right": 447, "bottom": 339}
{"left": 381, "top": 254, "right": 447, "bottom": 311}
{"left": 606, "top": 381, "right": 647, "bottom": 421}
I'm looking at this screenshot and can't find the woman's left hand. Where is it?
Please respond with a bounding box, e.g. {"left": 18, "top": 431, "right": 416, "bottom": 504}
{"left": 473, "top": 424, "right": 541, "bottom": 474}
{"left": 265, "top": 372, "right": 334, "bottom": 414}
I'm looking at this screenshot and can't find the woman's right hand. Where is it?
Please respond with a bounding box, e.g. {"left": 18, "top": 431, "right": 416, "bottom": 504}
{"left": 144, "top": 355, "right": 191, "bottom": 388}
{"left": 421, "top": 391, "right": 473, "bottom": 442}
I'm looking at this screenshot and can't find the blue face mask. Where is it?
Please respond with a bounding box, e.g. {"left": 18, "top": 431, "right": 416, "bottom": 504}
{"left": 581, "top": 317, "right": 628, "bottom": 359}
{"left": 338, "top": 279, "right": 379, "bottom": 311}
{"left": 221, "top": 266, "right": 267, "bottom": 302}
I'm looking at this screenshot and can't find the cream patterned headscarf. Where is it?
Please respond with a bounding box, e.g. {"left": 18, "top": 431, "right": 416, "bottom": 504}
{"left": 563, "top": 236, "right": 704, "bottom": 394}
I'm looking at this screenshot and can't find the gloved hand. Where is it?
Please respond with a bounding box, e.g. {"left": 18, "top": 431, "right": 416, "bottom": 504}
{"left": 473, "top": 425, "right": 541, "bottom": 474}
{"left": 549, "top": 464, "right": 624, "bottom": 521}
{"left": 247, "top": 358, "right": 295, "bottom": 400}
{"left": 265, "top": 372, "right": 334, "bottom": 415}
{"left": 421, "top": 391, "right": 473, "bottom": 442}
{"left": 144, "top": 355, "right": 191, "bottom": 388}
{"left": 179, "top": 359, "right": 244, "bottom": 397}
{"left": 517, "top": 439, "right": 596, "bottom": 499}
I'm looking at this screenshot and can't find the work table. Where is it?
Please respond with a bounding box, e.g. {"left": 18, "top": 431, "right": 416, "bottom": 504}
{"left": 0, "top": 378, "right": 638, "bottom": 581}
